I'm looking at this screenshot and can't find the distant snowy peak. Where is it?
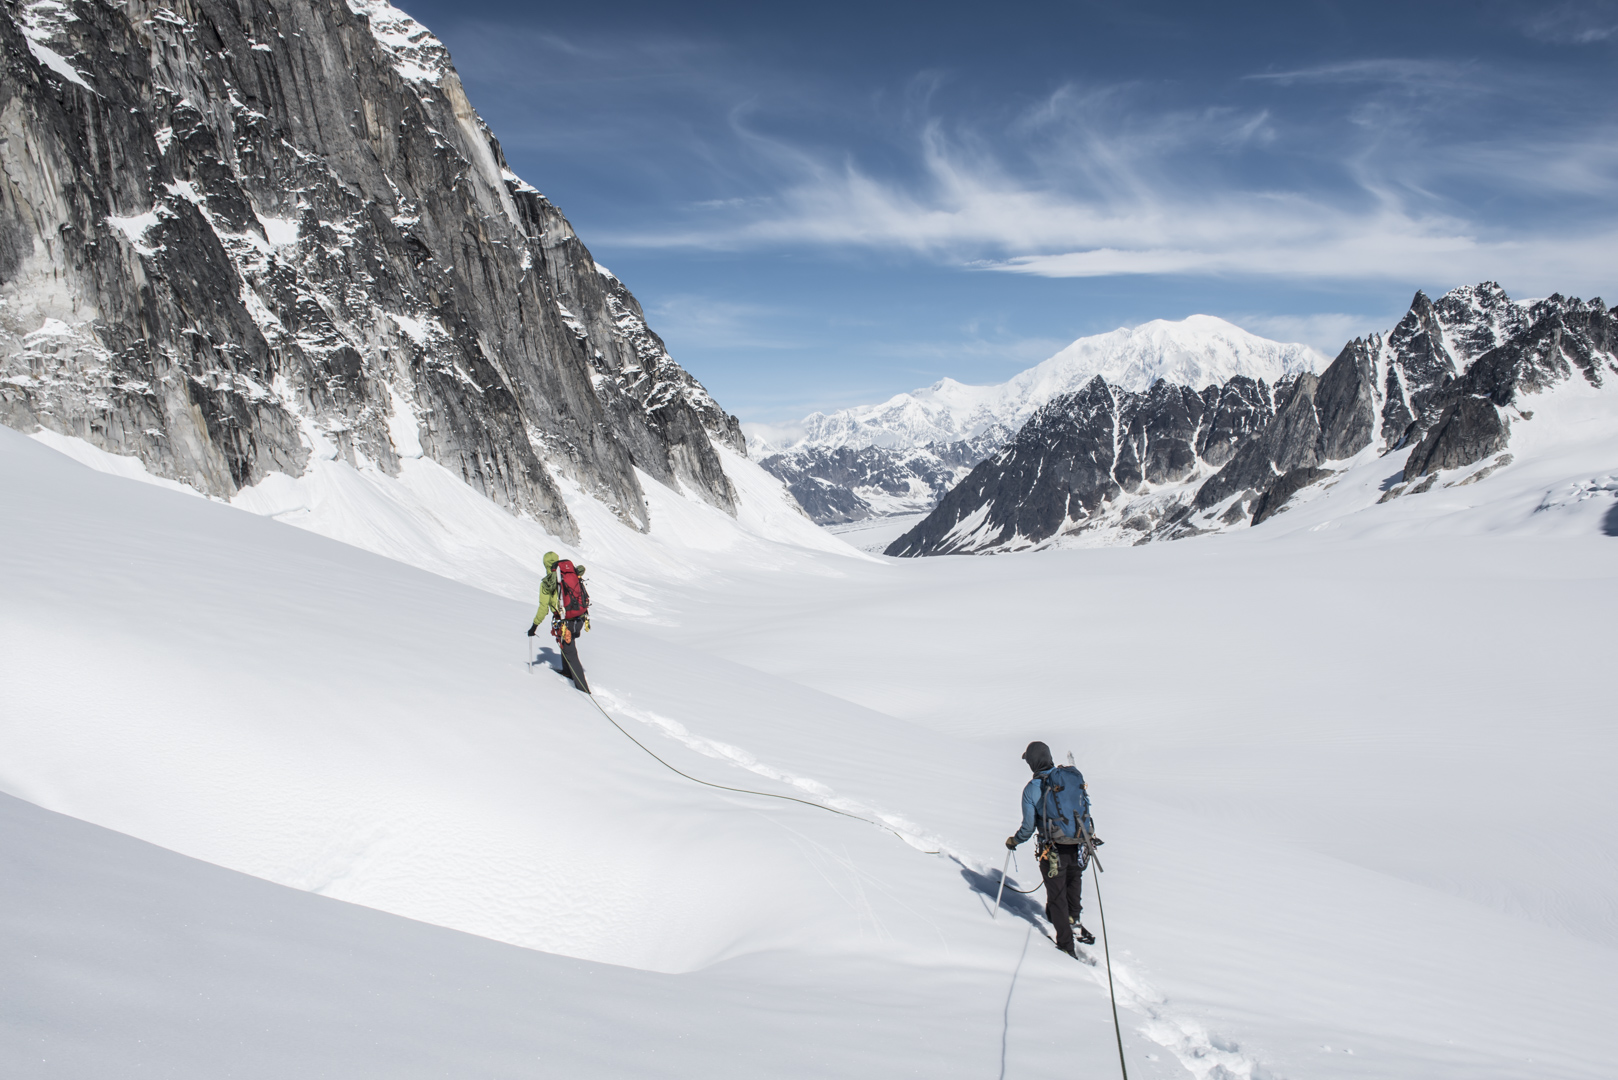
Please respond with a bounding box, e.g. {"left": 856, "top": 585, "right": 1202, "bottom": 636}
{"left": 783, "top": 316, "right": 1322, "bottom": 455}
{"left": 1022, "top": 315, "right": 1320, "bottom": 395}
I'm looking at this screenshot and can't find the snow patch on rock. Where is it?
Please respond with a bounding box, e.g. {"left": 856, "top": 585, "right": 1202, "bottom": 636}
{"left": 345, "top": 0, "right": 450, "bottom": 85}
{"left": 17, "top": 0, "right": 93, "bottom": 91}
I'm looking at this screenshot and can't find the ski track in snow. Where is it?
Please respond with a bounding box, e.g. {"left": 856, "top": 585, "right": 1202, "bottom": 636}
{"left": 593, "top": 685, "right": 1272, "bottom": 1080}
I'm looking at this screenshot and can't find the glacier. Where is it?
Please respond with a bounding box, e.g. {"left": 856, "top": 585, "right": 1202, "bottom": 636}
{"left": 4, "top": 405, "right": 1616, "bottom": 1078}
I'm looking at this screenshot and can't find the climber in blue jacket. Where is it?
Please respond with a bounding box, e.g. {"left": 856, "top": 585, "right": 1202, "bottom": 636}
{"left": 1006, "top": 740, "right": 1097, "bottom": 955}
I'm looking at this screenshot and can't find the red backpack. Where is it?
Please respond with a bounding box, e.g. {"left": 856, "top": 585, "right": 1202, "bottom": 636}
{"left": 556, "top": 560, "right": 590, "bottom": 619}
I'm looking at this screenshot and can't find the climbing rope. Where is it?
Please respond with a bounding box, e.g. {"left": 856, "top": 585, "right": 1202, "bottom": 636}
{"left": 580, "top": 687, "right": 939, "bottom": 854}
{"left": 577, "top": 672, "right": 1125, "bottom": 1076}
{"left": 1000, "top": 829, "right": 1129, "bottom": 1080}
{"left": 1080, "top": 825, "right": 1129, "bottom": 1080}
{"left": 1002, "top": 875, "right": 1045, "bottom": 895}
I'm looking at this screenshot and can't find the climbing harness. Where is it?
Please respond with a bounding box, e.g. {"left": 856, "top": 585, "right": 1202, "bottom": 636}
{"left": 580, "top": 688, "right": 938, "bottom": 854}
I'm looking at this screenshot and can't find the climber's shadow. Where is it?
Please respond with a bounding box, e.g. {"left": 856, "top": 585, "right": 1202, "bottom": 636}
{"left": 953, "top": 855, "right": 1048, "bottom": 933}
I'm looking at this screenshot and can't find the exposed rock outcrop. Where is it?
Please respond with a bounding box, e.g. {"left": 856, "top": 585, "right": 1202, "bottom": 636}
{"left": 886, "top": 374, "right": 1281, "bottom": 556}
{"left": 1249, "top": 466, "right": 1332, "bottom": 526}
{"left": 1403, "top": 295, "right": 1614, "bottom": 481}
{"left": 0, "top": 0, "right": 741, "bottom": 541}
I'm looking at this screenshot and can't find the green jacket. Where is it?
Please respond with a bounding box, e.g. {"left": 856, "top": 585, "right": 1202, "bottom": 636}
{"left": 533, "top": 571, "right": 562, "bottom": 625}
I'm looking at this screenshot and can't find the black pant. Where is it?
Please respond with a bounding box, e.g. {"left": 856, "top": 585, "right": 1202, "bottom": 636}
{"left": 1040, "top": 844, "right": 1085, "bottom": 950}
{"left": 558, "top": 617, "right": 589, "bottom": 693}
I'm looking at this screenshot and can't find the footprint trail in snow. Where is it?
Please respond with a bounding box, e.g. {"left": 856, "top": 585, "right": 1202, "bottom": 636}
{"left": 590, "top": 685, "right": 1275, "bottom": 1080}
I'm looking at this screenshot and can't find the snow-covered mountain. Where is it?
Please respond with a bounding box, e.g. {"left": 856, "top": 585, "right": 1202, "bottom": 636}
{"left": 756, "top": 316, "right": 1322, "bottom": 523}
{"left": 0, "top": 0, "right": 744, "bottom": 543}
{"left": 889, "top": 283, "right": 1618, "bottom": 555}
{"left": 793, "top": 315, "right": 1322, "bottom": 452}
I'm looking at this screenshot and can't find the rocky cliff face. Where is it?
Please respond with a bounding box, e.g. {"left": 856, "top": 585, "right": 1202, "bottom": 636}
{"left": 885, "top": 374, "right": 1282, "bottom": 555}
{"left": 888, "top": 284, "right": 1617, "bottom": 556}
{"left": 0, "top": 0, "right": 742, "bottom": 542}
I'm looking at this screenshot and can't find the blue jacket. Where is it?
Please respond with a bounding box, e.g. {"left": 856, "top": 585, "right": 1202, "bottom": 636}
{"left": 1014, "top": 765, "right": 1093, "bottom": 846}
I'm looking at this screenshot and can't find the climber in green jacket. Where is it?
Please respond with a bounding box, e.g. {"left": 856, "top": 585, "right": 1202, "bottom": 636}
{"left": 527, "top": 551, "right": 591, "bottom": 692}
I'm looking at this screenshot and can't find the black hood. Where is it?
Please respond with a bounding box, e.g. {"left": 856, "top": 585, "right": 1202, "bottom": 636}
{"left": 1022, "top": 741, "right": 1054, "bottom": 774}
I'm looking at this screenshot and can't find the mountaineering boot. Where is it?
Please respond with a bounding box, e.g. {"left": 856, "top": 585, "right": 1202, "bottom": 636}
{"left": 1058, "top": 940, "right": 1078, "bottom": 959}
{"left": 1075, "top": 924, "right": 1095, "bottom": 946}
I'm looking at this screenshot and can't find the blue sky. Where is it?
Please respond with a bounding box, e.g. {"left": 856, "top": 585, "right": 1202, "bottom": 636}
{"left": 399, "top": 0, "right": 1618, "bottom": 426}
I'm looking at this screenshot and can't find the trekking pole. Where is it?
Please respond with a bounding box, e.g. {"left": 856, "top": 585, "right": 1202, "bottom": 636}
{"left": 526, "top": 635, "right": 533, "bottom": 673}
{"left": 1080, "top": 822, "right": 1127, "bottom": 1080}
{"left": 992, "top": 849, "right": 1011, "bottom": 918}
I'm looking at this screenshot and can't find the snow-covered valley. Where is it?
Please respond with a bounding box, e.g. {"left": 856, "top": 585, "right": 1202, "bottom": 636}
{"left": 4, "top": 405, "right": 1615, "bottom": 1078}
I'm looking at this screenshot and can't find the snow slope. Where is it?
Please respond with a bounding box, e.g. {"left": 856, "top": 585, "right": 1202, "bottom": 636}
{"left": 4, "top": 420, "right": 1616, "bottom": 1079}
{"left": 759, "top": 316, "right": 1322, "bottom": 454}
{"left": 31, "top": 419, "right": 855, "bottom": 619}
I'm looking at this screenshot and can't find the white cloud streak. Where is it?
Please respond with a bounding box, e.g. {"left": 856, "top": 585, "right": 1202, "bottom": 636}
{"left": 1228, "top": 312, "right": 1400, "bottom": 357}
{"left": 1522, "top": 3, "right": 1618, "bottom": 44}
{"left": 602, "top": 72, "right": 1618, "bottom": 297}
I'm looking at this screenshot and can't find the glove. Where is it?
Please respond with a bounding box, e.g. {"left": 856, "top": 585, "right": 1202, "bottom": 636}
{"left": 1005, "top": 836, "right": 1019, "bottom": 850}
{"left": 526, "top": 624, "right": 537, "bottom": 637}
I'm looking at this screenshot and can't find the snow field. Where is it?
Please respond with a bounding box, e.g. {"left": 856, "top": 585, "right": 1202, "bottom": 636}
{"left": 0, "top": 427, "right": 1150, "bottom": 1078}
{"left": 4, "top": 371, "right": 1618, "bottom": 1080}
{"left": 663, "top": 537, "right": 1618, "bottom": 1076}
{"left": 3, "top": 792, "right": 1108, "bottom": 1079}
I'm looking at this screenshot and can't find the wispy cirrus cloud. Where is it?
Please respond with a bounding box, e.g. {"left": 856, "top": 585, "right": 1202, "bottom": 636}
{"left": 1243, "top": 58, "right": 1489, "bottom": 91}
{"left": 1521, "top": 2, "right": 1618, "bottom": 44}
{"left": 645, "top": 296, "right": 799, "bottom": 351}
{"left": 589, "top": 61, "right": 1618, "bottom": 298}
{"left": 435, "top": 7, "right": 1617, "bottom": 318}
